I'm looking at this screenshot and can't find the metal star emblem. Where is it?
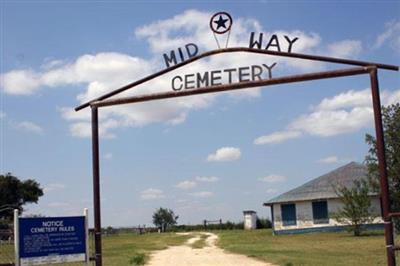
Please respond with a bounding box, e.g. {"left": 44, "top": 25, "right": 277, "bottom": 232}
{"left": 214, "top": 15, "right": 229, "bottom": 30}
{"left": 209, "top": 12, "right": 233, "bottom": 35}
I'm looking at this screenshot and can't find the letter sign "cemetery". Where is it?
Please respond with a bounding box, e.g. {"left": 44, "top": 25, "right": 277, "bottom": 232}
{"left": 163, "top": 11, "right": 299, "bottom": 92}
{"left": 14, "top": 212, "right": 89, "bottom": 266}
{"left": 171, "top": 63, "right": 277, "bottom": 91}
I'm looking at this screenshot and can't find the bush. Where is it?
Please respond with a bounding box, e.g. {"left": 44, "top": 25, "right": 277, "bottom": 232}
{"left": 0, "top": 219, "right": 10, "bottom": 230}
{"left": 256, "top": 218, "right": 272, "bottom": 229}
{"left": 129, "top": 253, "right": 147, "bottom": 265}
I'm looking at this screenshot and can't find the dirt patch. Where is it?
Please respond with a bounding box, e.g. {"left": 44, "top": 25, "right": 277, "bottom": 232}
{"left": 146, "top": 232, "right": 275, "bottom": 266}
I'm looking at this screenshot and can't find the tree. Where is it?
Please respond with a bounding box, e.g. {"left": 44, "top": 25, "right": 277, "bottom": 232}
{"left": 0, "top": 173, "right": 44, "bottom": 222}
{"left": 332, "top": 179, "right": 377, "bottom": 236}
{"left": 256, "top": 217, "right": 272, "bottom": 229}
{"left": 365, "top": 103, "right": 400, "bottom": 232}
{"left": 152, "top": 207, "right": 178, "bottom": 232}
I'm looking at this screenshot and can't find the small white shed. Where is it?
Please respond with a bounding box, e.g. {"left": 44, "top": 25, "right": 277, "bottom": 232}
{"left": 243, "top": 210, "right": 257, "bottom": 230}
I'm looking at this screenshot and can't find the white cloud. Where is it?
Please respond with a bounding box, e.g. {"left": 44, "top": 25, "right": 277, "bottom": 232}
{"left": 134, "top": 9, "right": 325, "bottom": 67}
{"left": 254, "top": 130, "right": 301, "bottom": 145}
{"left": 175, "top": 176, "right": 218, "bottom": 190}
{"left": 0, "top": 111, "right": 5, "bottom": 119}
{"left": 386, "top": 90, "right": 400, "bottom": 105}
{"left": 258, "top": 174, "right": 286, "bottom": 183}
{"left": 326, "top": 40, "right": 362, "bottom": 58}
{"left": 135, "top": 10, "right": 215, "bottom": 53}
{"left": 317, "top": 156, "right": 339, "bottom": 164}
{"left": 195, "top": 176, "right": 219, "bottom": 182}
{"left": 140, "top": 188, "right": 165, "bottom": 200}
{"left": 374, "top": 20, "right": 400, "bottom": 52}
{"left": 15, "top": 121, "right": 43, "bottom": 134}
{"left": 69, "top": 122, "right": 92, "bottom": 138}
{"left": 1, "top": 9, "right": 366, "bottom": 139}
{"left": 104, "top": 153, "right": 113, "bottom": 160}
{"left": 68, "top": 118, "right": 118, "bottom": 139}
{"left": 290, "top": 106, "right": 373, "bottom": 137}
{"left": 315, "top": 89, "right": 372, "bottom": 111}
{"left": 47, "top": 202, "right": 70, "bottom": 208}
{"left": 207, "top": 147, "right": 241, "bottom": 162}
{"left": 317, "top": 155, "right": 351, "bottom": 164}
{"left": 266, "top": 188, "right": 278, "bottom": 194}
{"left": 1, "top": 70, "right": 41, "bottom": 95}
{"left": 190, "top": 191, "right": 213, "bottom": 198}
{"left": 255, "top": 88, "right": 400, "bottom": 144}
{"left": 175, "top": 180, "right": 197, "bottom": 190}
{"left": 41, "top": 59, "right": 66, "bottom": 70}
{"left": 44, "top": 183, "right": 66, "bottom": 192}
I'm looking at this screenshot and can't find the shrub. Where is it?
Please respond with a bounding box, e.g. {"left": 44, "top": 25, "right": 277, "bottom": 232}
{"left": 129, "top": 253, "right": 147, "bottom": 265}
{"left": 256, "top": 218, "right": 272, "bottom": 229}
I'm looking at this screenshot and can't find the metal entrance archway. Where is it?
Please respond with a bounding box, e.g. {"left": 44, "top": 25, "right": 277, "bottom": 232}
{"left": 75, "top": 48, "right": 399, "bottom": 266}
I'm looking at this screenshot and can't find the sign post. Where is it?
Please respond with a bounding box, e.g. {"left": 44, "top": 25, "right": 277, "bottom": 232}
{"left": 14, "top": 209, "right": 20, "bottom": 266}
{"left": 84, "top": 208, "right": 90, "bottom": 265}
{"left": 14, "top": 212, "right": 88, "bottom": 266}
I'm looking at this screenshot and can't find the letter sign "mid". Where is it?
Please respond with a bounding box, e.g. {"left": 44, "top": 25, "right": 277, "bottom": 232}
{"left": 163, "top": 43, "right": 199, "bottom": 68}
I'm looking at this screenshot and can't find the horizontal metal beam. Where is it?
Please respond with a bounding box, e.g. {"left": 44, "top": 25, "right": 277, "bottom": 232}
{"left": 75, "top": 47, "right": 399, "bottom": 111}
{"left": 388, "top": 212, "right": 400, "bottom": 218}
{"left": 92, "top": 66, "right": 370, "bottom": 108}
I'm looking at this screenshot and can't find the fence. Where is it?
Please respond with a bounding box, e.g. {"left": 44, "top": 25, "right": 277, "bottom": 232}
{"left": 0, "top": 229, "right": 95, "bottom": 266}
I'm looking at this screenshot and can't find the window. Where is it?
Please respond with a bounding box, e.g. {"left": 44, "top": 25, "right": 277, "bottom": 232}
{"left": 312, "top": 201, "right": 329, "bottom": 224}
{"left": 281, "top": 203, "right": 296, "bottom": 226}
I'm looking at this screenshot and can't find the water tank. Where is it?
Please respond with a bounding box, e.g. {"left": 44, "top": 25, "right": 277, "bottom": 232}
{"left": 243, "top": 210, "right": 257, "bottom": 230}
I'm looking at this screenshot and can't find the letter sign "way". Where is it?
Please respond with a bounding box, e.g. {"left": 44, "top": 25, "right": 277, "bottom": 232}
{"left": 248, "top": 32, "right": 299, "bottom": 53}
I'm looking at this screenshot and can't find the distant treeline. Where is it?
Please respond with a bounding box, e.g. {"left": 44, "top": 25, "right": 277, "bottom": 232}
{"left": 100, "top": 218, "right": 272, "bottom": 235}
{"left": 173, "top": 218, "right": 272, "bottom": 231}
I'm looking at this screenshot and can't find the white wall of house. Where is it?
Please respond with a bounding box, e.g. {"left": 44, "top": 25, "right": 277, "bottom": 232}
{"left": 272, "top": 196, "right": 383, "bottom": 231}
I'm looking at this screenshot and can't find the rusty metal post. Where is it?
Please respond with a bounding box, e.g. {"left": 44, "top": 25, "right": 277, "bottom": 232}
{"left": 91, "top": 106, "right": 102, "bottom": 266}
{"left": 369, "top": 67, "right": 396, "bottom": 266}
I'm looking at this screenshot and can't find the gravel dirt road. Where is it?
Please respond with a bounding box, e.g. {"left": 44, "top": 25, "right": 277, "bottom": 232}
{"left": 146, "top": 232, "right": 275, "bottom": 266}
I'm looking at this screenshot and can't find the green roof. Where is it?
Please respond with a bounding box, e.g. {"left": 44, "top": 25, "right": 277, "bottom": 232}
{"left": 264, "top": 162, "right": 368, "bottom": 205}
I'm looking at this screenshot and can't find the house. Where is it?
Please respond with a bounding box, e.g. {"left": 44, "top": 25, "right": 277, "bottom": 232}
{"left": 263, "top": 162, "right": 383, "bottom": 234}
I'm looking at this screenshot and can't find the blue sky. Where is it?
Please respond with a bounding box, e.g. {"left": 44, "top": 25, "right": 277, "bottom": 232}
{"left": 1, "top": 1, "right": 399, "bottom": 227}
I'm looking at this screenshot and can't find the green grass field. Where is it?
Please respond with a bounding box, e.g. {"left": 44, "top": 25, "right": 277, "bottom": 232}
{"left": 0, "top": 241, "right": 14, "bottom": 264}
{"left": 101, "top": 232, "right": 190, "bottom": 265}
{"left": 217, "top": 229, "right": 395, "bottom": 266}
{"left": 190, "top": 233, "right": 209, "bottom": 249}
{"left": 0, "top": 233, "right": 190, "bottom": 266}
{"left": 1, "top": 230, "right": 397, "bottom": 265}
